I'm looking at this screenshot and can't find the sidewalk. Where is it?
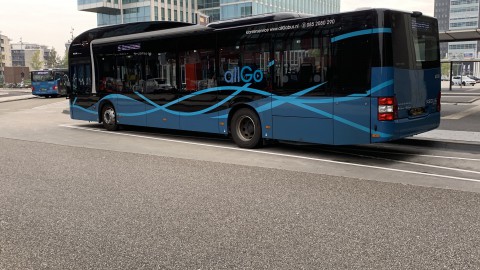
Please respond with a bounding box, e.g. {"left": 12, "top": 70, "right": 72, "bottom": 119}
{"left": 414, "top": 130, "right": 480, "bottom": 144}
{"left": 0, "top": 88, "right": 36, "bottom": 103}
{"left": 0, "top": 94, "right": 37, "bottom": 103}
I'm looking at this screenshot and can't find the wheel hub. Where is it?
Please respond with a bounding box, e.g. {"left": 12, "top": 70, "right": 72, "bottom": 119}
{"left": 104, "top": 108, "right": 116, "bottom": 125}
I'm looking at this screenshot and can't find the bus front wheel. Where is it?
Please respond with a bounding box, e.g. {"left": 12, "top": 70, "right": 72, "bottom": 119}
{"left": 231, "top": 108, "right": 262, "bottom": 149}
{"left": 101, "top": 104, "right": 119, "bottom": 131}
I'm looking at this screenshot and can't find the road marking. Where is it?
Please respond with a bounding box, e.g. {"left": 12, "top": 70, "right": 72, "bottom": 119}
{"left": 340, "top": 148, "right": 480, "bottom": 162}
{"left": 442, "top": 104, "right": 480, "bottom": 119}
{"left": 60, "top": 124, "right": 480, "bottom": 183}
{"left": 321, "top": 148, "right": 480, "bottom": 175}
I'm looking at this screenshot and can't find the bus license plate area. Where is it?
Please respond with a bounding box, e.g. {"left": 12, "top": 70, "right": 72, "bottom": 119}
{"left": 409, "top": 107, "right": 425, "bottom": 116}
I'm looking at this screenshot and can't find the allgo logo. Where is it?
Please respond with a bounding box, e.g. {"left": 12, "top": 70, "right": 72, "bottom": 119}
{"left": 224, "top": 66, "right": 263, "bottom": 84}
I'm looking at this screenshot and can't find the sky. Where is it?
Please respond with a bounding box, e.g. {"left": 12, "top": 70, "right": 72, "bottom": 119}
{"left": 0, "top": 0, "right": 434, "bottom": 58}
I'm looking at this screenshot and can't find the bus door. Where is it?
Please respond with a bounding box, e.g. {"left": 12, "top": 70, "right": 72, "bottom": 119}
{"left": 110, "top": 51, "right": 146, "bottom": 127}
{"left": 69, "top": 62, "right": 97, "bottom": 122}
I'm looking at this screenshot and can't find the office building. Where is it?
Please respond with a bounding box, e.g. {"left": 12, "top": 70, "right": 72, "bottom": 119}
{"left": 220, "top": 0, "right": 339, "bottom": 21}
{"left": 0, "top": 33, "right": 12, "bottom": 84}
{"left": 434, "top": 0, "right": 480, "bottom": 61}
{"left": 11, "top": 43, "right": 50, "bottom": 70}
{"left": 78, "top": 0, "right": 340, "bottom": 26}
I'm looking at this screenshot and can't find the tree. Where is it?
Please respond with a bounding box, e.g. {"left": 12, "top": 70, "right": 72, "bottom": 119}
{"left": 46, "top": 48, "right": 60, "bottom": 68}
{"left": 441, "top": 63, "right": 451, "bottom": 77}
{"left": 31, "top": 50, "right": 44, "bottom": 70}
{"left": 59, "top": 50, "right": 68, "bottom": 69}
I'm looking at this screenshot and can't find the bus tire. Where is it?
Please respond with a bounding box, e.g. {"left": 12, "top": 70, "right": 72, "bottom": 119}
{"left": 101, "top": 103, "right": 119, "bottom": 131}
{"left": 231, "top": 108, "right": 262, "bottom": 149}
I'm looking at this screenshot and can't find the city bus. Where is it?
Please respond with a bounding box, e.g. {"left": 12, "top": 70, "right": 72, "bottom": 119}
{"left": 31, "top": 69, "right": 69, "bottom": 97}
{"left": 67, "top": 8, "right": 441, "bottom": 148}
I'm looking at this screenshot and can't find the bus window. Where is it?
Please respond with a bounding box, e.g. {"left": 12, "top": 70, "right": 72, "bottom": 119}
{"left": 114, "top": 54, "right": 145, "bottom": 93}
{"left": 330, "top": 30, "right": 372, "bottom": 96}
{"left": 180, "top": 49, "right": 216, "bottom": 91}
{"left": 390, "top": 13, "right": 440, "bottom": 70}
{"left": 274, "top": 29, "right": 330, "bottom": 96}
{"left": 219, "top": 41, "right": 269, "bottom": 90}
{"left": 71, "top": 64, "right": 92, "bottom": 95}
{"left": 96, "top": 54, "right": 119, "bottom": 93}
{"left": 144, "top": 51, "right": 177, "bottom": 93}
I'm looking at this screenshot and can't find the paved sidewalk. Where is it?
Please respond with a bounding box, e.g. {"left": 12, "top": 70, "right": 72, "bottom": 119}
{"left": 414, "top": 129, "right": 480, "bottom": 144}
{"left": 0, "top": 88, "right": 36, "bottom": 103}
{"left": 0, "top": 94, "right": 36, "bottom": 103}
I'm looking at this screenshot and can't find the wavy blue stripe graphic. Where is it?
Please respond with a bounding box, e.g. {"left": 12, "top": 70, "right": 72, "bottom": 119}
{"left": 331, "top": 28, "right": 392, "bottom": 43}
{"left": 72, "top": 79, "right": 394, "bottom": 136}
{"left": 129, "top": 83, "right": 253, "bottom": 117}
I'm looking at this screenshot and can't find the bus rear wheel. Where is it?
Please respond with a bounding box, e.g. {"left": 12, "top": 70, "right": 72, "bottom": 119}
{"left": 101, "top": 104, "right": 119, "bottom": 131}
{"left": 231, "top": 108, "right": 262, "bottom": 149}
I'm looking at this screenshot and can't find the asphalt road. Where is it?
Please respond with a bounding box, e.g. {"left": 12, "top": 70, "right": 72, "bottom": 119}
{"left": 1, "top": 138, "right": 480, "bottom": 269}
{"left": 0, "top": 97, "right": 480, "bottom": 269}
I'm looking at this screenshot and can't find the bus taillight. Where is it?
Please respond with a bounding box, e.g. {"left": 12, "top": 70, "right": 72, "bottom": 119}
{"left": 378, "top": 97, "right": 397, "bottom": 121}
{"left": 31, "top": 86, "right": 35, "bottom": 92}
{"left": 53, "top": 85, "right": 58, "bottom": 91}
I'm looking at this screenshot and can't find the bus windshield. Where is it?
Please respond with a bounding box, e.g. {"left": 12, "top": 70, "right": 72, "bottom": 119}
{"left": 32, "top": 71, "right": 54, "bottom": 82}
{"left": 391, "top": 13, "right": 439, "bottom": 70}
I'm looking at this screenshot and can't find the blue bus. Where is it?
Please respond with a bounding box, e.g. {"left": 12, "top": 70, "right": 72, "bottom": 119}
{"left": 67, "top": 9, "right": 441, "bottom": 148}
{"left": 31, "top": 69, "right": 68, "bottom": 97}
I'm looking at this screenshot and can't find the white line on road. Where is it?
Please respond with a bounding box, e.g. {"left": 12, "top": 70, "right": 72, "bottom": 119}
{"left": 442, "top": 104, "right": 480, "bottom": 120}
{"left": 60, "top": 124, "right": 480, "bottom": 184}
{"left": 341, "top": 148, "right": 480, "bottom": 162}
{"left": 322, "top": 148, "right": 480, "bottom": 175}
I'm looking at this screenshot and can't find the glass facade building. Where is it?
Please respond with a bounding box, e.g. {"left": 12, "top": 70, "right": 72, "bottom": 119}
{"left": 220, "top": 0, "right": 339, "bottom": 21}
{"left": 79, "top": 0, "right": 340, "bottom": 26}
{"left": 435, "top": 0, "right": 480, "bottom": 62}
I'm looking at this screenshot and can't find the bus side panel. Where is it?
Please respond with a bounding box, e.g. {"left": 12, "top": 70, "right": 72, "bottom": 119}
{"left": 178, "top": 92, "right": 220, "bottom": 134}
{"left": 145, "top": 107, "right": 180, "bottom": 130}
{"left": 116, "top": 94, "right": 146, "bottom": 126}
{"left": 333, "top": 97, "right": 371, "bottom": 145}
{"left": 271, "top": 98, "right": 334, "bottom": 144}
{"left": 272, "top": 116, "right": 334, "bottom": 144}
{"left": 180, "top": 113, "right": 219, "bottom": 133}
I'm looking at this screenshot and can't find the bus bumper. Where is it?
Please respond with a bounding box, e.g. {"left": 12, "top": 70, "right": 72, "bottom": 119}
{"left": 372, "top": 112, "right": 441, "bottom": 143}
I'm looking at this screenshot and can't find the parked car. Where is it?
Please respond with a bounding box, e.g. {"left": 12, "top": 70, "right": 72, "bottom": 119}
{"left": 441, "top": 75, "right": 450, "bottom": 81}
{"left": 451, "top": 76, "right": 476, "bottom": 86}
{"left": 467, "top": 75, "right": 480, "bottom": 83}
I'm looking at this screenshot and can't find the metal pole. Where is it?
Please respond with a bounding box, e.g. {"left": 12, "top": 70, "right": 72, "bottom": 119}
{"left": 449, "top": 61, "right": 453, "bottom": 91}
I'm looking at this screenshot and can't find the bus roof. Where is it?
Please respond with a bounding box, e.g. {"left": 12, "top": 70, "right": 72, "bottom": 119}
{"left": 71, "top": 21, "right": 194, "bottom": 47}
{"left": 71, "top": 8, "right": 429, "bottom": 48}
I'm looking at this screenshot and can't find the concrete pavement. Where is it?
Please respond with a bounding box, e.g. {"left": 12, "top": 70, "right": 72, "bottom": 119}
{"left": 0, "top": 88, "right": 36, "bottom": 103}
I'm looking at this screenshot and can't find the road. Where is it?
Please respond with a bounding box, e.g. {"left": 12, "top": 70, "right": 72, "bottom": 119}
{"left": 0, "top": 90, "right": 480, "bottom": 269}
